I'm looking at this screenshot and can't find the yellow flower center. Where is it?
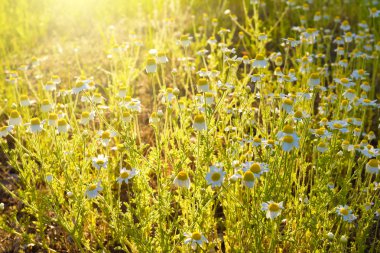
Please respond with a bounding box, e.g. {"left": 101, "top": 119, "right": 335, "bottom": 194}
{"left": 340, "top": 208, "right": 349, "bottom": 216}
{"left": 191, "top": 232, "right": 202, "bottom": 240}
{"left": 120, "top": 171, "right": 130, "bottom": 179}
{"left": 31, "top": 118, "right": 41, "bottom": 125}
{"left": 75, "top": 82, "right": 85, "bottom": 88}
{"left": 368, "top": 159, "right": 379, "bottom": 167}
{"left": 88, "top": 184, "right": 97, "bottom": 191}
{"left": 310, "top": 73, "right": 319, "bottom": 80}
{"left": 198, "top": 78, "right": 208, "bottom": 86}
{"left": 177, "top": 171, "right": 188, "bottom": 181}
{"left": 194, "top": 114, "right": 205, "bottom": 123}
{"left": 283, "top": 125, "right": 294, "bottom": 134}
{"left": 255, "top": 54, "right": 265, "bottom": 60}
{"left": 10, "top": 110, "right": 20, "bottom": 118}
{"left": 363, "top": 99, "right": 371, "bottom": 103}
{"left": 147, "top": 58, "right": 156, "bottom": 65}
{"left": 250, "top": 163, "right": 261, "bottom": 174}
{"left": 283, "top": 98, "right": 293, "bottom": 105}
{"left": 180, "top": 35, "right": 189, "bottom": 41}
{"left": 57, "top": 119, "right": 67, "bottom": 126}
{"left": 49, "top": 113, "right": 58, "bottom": 120}
{"left": 268, "top": 203, "right": 280, "bottom": 212}
{"left": 253, "top": 136, "right": 261, "bottom": 143}
{"left": 294, "top": 111, "right": 303, "bottom": 118}
{"left": 333, "top": 123, "right": 343, "bottom": 129}
{"left": 82, "top": 111, "right": 90, "bottom": 118}
{"left": 102, "top": 131, "right": 111, "bottom": 139}
{"left": 243, "top": 171, "right": 255, "bottom": 182}
{"left": 20, "top": 95, "right": 28, "bottom": 100}
{"left": 283, "top": 135, "right": 294, "bottom": 143}
{"left": 211, "top": 172, "right": 221, "bottom": 181}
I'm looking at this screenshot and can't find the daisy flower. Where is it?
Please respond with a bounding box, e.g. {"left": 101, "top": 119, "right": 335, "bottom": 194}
{"left": 44, "top": 81, "right": 56, "bottom": 91}
{"left": 173, "top": 171, "right": 190, "bottom": 189}
{"left": 366, "top": 159, "right": 379, "bottom": 174}
{"left": 146, "top": 57, "right": 157, "bottom": 74}
{"left": 92, "top": 155, "right": 108, "bottom": 170}
{"left": 197, "top": 78, "right": 210, "bottom": 93}
{"left": 252, "top": 136, "right": 262, "bottom": 147}
{"left": 327, "top": 120, "right": 349, "bottom": 133}
{"left": 20, "top": 94, "right": 35, "bottom": 107}
{"left": 156, "top": 51, "right": 168, "bottom": 64}
{"left": 8, "top": 110, "right": 22, "bottom": 126}
{"left": 149, "top": 112, "right": 160, "bottom": 124}
{"left": 317, "top": 141, "right": 328, "bottom": 153}
{"left": 335, "top": 77, "right": 355, "bottom": 88}
{"left": 41, "top": 99, "right": 54, "bottom": 113}
{"left": 184, "top": 231, "right": 208, "bottom": 250}
{"left": 261, "top": 201, "right": 284, "bottom": 219}
{"left": 0, "top": 125, "right": 13, "bottom": 137}
{"left": 161, "top": 87, "right": 176, "bottom": 103}
{"left": 205, "top": 165, "right": 226, "bottom": 188}
{"left": 48, "top": 113, "right": 58, "bottom": 126}
{"left": 179, "top": 34, "right": 192, "bottom": 48}
{"left": 72, "top": 81, "right": 89, "bottom": 94}
{"left": 361, "top": 146, "right": 379, "bottom": 158}
{"left": 243, "top": 161, "right": 269, "bottom": 178}
{"left": 343, "top": 89, "right": 356, "bottom": 101}
{"left": 340, "top": 20, "right": 351, "bottom": 31}
{"left": 51, "top": 75, "right": 61, "bottom": 85}
{"left": 308, "top": 73, "right": 320, "bottom": 89}
{"left": 122, "top": 98, "right": 142, "bottom": 113}
{"left": 86, "top": 182, "right": 103, "bottom": 199}
{"left": 277, "top": 125, "right": 300, "bottom": 152}
{"left": 229, "top": 169, "right": 243, "bottom": 183}
{"left": 122, "top": 111, "right": 133, "bottom": 122}
{"left": 336, "top": 205, "right": 357, "bottom": 222}
{"left": 98, "top": 130, "right": 116, "bottom": 146}
{"left": 252, "top": 54, "right": 268, "bottom": 68}
{"left": 193, "top": 114, "right": 207, "bottom": 131}
{"left": 292, "top": 110, "right": 310, "bottom": 122}
{"left": 29, "top": 118, "right": 43, "bottom": 133}
{"left": 116, "top": 167, "right": 139, "bottom": 184}
{"left": 242, "top": 171, "right": 255, "bottom": 188}
{"left": 282, "top": 98, "right": 294, "bottom": 113}
{"left": 57, "top": 119, "right": 70, "bottom": 133}
{"left": 80, "top": 111, "right": 95, "bottom": 125}
{"left": 117, "top": 86, "right": 128, "bottom": 98}
{"left": 280, "top": 135, "right": 299, "bottom": 152}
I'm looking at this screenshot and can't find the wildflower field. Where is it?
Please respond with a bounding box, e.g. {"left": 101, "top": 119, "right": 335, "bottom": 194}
{"left": 0, "top": 0, "right": 380, "bottom": 252}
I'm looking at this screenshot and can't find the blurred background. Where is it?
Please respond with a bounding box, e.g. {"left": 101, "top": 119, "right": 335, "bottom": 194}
{"left": 0, "top": 0, "right": 236, "bottom": 58}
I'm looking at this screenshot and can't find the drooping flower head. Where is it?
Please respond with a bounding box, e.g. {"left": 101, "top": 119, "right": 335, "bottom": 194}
{"left": 173, "top": 171, "right": 190, "bottom": 189}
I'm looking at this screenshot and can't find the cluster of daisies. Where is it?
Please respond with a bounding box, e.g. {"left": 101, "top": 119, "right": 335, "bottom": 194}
{"left": 1, "top": 0, "right": 380, "bottom": 251}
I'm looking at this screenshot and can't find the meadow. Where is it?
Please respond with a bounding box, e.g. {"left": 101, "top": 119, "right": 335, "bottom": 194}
{"left": 0, "top": 0, "right": 379, "bottom": 252}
